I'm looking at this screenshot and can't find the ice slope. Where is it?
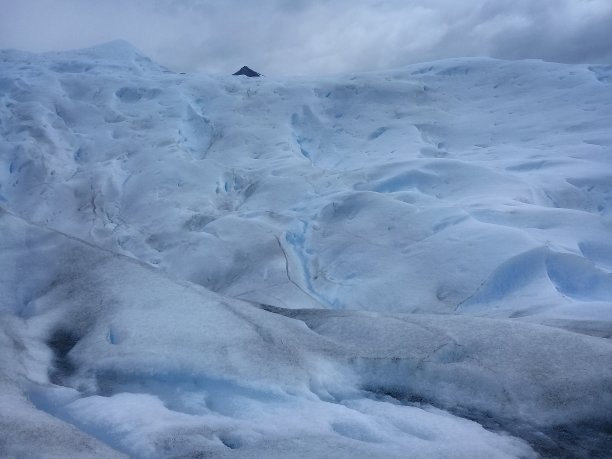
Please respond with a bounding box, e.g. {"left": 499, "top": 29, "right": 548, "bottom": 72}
{"left": 1, "top": 41, "right": 611, "bottom": 457}
{"left": 2, "top": 208, "right": 611, "bottom": 458}
{"left": 2, "top": 42, "right": 612, "bottom": 323}
{"left": 2, "top": 42, "right": 612, "bottom": 325}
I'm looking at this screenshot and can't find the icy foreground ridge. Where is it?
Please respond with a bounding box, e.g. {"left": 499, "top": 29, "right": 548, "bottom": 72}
{"left": 0, "top": 41, "right": 611, "bottom": 458}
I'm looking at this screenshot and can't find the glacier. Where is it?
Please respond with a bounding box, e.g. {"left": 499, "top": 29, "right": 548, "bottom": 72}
{"left": 0, "top": 41, "right": 611, "bottom": 458}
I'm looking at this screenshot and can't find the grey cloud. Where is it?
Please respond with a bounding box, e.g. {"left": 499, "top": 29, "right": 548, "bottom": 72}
{"left": 0, "top": 0, "right": 610, "bottom": 75}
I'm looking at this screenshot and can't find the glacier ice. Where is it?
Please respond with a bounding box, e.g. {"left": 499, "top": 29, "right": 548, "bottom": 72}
{"left": 1, "top": 41, "right": 611, "bottom": 458}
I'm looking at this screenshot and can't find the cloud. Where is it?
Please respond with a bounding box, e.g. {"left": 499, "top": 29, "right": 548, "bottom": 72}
{"left": 0, "top": 0, "right": 610, "bottom": 75}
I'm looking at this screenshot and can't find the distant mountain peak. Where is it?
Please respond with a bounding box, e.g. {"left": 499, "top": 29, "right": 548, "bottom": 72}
{"left": 233, "top": 66, "right": 261, "bottom": 77}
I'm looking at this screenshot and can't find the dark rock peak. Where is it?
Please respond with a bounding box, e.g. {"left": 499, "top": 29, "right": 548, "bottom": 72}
{"left": 233, "top": 66, "right": 261, "bottom": 77}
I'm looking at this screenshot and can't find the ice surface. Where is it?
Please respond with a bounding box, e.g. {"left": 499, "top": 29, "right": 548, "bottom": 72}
{"left": 1, "top": 42, "right": 611, "bottom": 457}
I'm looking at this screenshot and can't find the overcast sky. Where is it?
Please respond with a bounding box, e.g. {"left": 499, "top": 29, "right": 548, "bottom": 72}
{"left": 1, "top": 0, "right": 611, "bottom": 75}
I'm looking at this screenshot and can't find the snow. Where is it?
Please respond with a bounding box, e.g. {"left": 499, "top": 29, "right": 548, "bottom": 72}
{"left": 1, "top": 41, "right": 611, "bottom": 457}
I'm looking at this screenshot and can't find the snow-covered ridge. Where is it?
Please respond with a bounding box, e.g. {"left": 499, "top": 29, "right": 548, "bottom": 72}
{"left": 1, "top": 42, "right": 611, "bottom": 458}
